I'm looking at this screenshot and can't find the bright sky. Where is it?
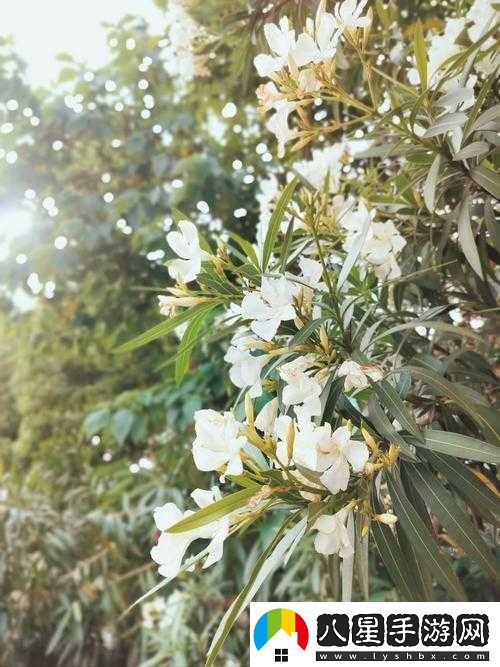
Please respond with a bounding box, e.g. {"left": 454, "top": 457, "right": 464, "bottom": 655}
{"left": 1, "top": 0, "right": 164, "bottom": 86}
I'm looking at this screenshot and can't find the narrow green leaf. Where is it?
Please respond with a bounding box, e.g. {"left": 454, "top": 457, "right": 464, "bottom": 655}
{"left": 280, "top": 217, "right": 295, "bottom": 273}
{"left": 409, "top": 463, "right": 500, "bottom": 582}
{"left": 355, "top": 517, "right": 369, "bottom": 600}
{"left": 485, "top": 199, "right": 500, "bottom": 253}
{"left": 425, "top": 452, "right": 500, "bottom": 522}
{"left": 423, "top": 154, "right": 440, "bottom": 212}
{"left": 423, "top": 112, "right": 467, "bottom": 138}
{"left": 453, "top": 141, "right": 490, "bottom": 161}
{"left": 463, "top": 72, "right": 497, "bottom": 138}
{"left": 471, "top": 103, "right": 500, "bottom": 132}
{"left": 175, "top": 302, "right": 217, "bottom": 384}
{"left": 168, "top": 487, "right": 258, "bottom": 534}
{"left": 371, "top": 379, "right": 422, "bottom": 441}
{"left": 405, "top": 366, "right": 500, "bottom": 445}
{"left": 372, "top": 319, "right": 482, "bottom": 344}
{"left": 291, "top": 314, "right": 331, "bottom": 346}
{"left": 413, "top": 20, "right": 427, "bottom": 89}
{"left": 226, "top": 230, "right": 259, "bottom": 267}
{"left": 414, "top": 429, "right": 500, "bottom": 464}
{"left": 206, "top": 513, "right": 305, "bottom": 666}
{"left": 471, "top": 163, "right": 500, "bottom": 199}
{"left": 457, "top": 195, "right": 483, "bottom": 279}
{"left": 114, "top": 300, "right": 222, "bottom": 353}
{"left": 387, "top": 472, "right": 467, "bottom": 600}
{"left": 367, "top": 396, "right": 418, "bottom": 460}
{"left": 371, "top": 492, "right": 420, "bottom": 600}
{"left": 262, "top": 177, "right": 298, "bottom": 270}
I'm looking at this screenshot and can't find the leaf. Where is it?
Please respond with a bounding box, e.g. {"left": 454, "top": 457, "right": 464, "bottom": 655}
{"left": 226, "top": 231, "right": 259, "bottom": 267}
{"left": 337, "top": 210, "right": 371, "bottom": 291}
{"left": 423, "top": 154, "right": 440, "bottom": 212}
{"left": 471, "top": 163, "right": 500, "bottom": 199}
{"left": 206, "top": 513, "right": 306, "bottom": 666}
{"left": 371, "top": 491, "right": 420, "bottom": 600}
{"left": 408, "top": 463, "right": 500, "bottom": 581}
{"left": 291, "top": 314, "right": 331, "bottom": 346}
{"left": 168, "top": 487, "right": 258, "bottom": 533}
{"left": 280, "top": 217, "right": 295, "bottom": 272}
{"left": 370, "top": 379, "right": 422, "bottom": 441}
{"left": 423, "top": 112, "right": 467, "bottom": 138}
{"left": 114, "top": 300, "right": 222, "bottom": 353}
{"left": 387, "top": 472, "right": 467, "bottom": 600}
{"left": 471, "top": 103, "right": 500, "bottom": 132}
{"left": 175, "top": 302, "right": 218, "bottom": 384}
{"left": 354, "top": 516, "right": 369, "bottom": 600}
{"left": 110, "top": 409, "right": 135, "bottom": 445}
{"left": 413, "top": 429, "right": 500, "bottom": 464}
{"left": 425, "top": 452, "right": 500, "bottom": 522}
{"left": 485, "top": 199, "right": 500, "bottom": 254}
{"left": 438, "top": 87, "right": 474, "bottom": 110}
{"left": 342, "top": 510, "right": 355, "bottom": 601}
{"left": 83, "top": 408, "right": 110, "bottom": 437}
{"left": 367, "top": 396, "right": 417, "bottom": 460}
{"left": 456, "top": 195, "right": 483, "bottom": 279}
{"left": 262, "top": 177, "right": 298, "bottom": 271}
{"left": 405, "top": 366, "right": 500, "bottom": 445}
{"left": 372, "top": 319, "right": 482, "bottom": 343}
{"left": 453, "top": 141, "right": 490, "bottom": 161}
{"left": 413, "top": 20, "right": 427, "bottom": 90}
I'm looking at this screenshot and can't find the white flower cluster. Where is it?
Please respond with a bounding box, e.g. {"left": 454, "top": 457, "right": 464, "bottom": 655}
{"left": 160, "top": 0, "right": 210, "bottom": 92}
{"left": 340, "top": 202, "right": 406, "bottom": 280}
{"left": 254, "top": 1, "right": 371, "bottom": 155}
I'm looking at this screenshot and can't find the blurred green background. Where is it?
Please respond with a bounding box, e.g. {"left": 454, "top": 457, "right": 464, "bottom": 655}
{"left": 0, "top": 1, "right": 494, "bottom": 665}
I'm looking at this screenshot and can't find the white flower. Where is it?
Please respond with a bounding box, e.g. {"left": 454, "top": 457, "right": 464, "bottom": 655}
{"left": 340, "top": 200, "right": 373, "bottom": 240}
{"left": 166, "top": 220, "right": 203, "bottom": 283}
{"left": 337, "top": 360, "right": 383, "bottom": 392}
{"left": 253, "top": 16, "right": 298, "bottom": 77}
{"left": 313, "top": 506, "right": 354, "bottom": 557}
{"left": 292, "top": 143, "right": 345, "bottom": 191}
{"left": 341, "top": 209, "right": 406, "bottom": 281}
{"left": 192, "top": 409, "right": 247, "bottom": 475}
{"left": 296, "top": 68, "right": 322, "bottom": 95}
{"left": 466, "top": 0, "right": 498, "bottom": 45}
{"left": 241, "top": 276, "right": 296, "bottom": 341}
{"left": 292, "top": 420, "right": 368, "bottom": 493}
{"left": 190, "top": 487, "right": 230, "bottom": 568}
{"left": 318, "top": 426, "right": 369, "bottom": 494}
{"left": 158, "top": 294, "right": 204, "bottom": 317}
{"left": 255, "top": 397, "right": 279, "bottom": 436}
{"left": 294, "top": 7, "right": 341, "bottom": 65}
{"left": 408, "top": 18, "right": 465, "bottom": 87}
{"left": 224, "top": 332, "right": 269, "bottom": 397}
{"left": 266, "top": 99, "right": 297, "bottom": 157}
{"left": 361, "top": 221, "right": 406, "bottom": 268}
{"left": 158, "top": 295, "right": 177, "bottom": 317}
{"left": 256, "top": 81, "right": 285, "bottom": 112}
{"left": 278, "top": 354, "right": 322, "bottom": 422}
{"left": 440, "top": 74, "right": 477, "bottom": 112}
{"left": 151, "top": 487, "right": 229, "bottom": 578}
{"left": 334, "top": 0, "right": 370, "bottom": 31}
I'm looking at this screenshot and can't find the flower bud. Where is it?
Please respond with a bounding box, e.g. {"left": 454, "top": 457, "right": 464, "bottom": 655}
{"left": 375, "top": 512, "right": 398, "bottom": 526}
{"left": 245, "top": 392, "right": 254, "bottom": 427}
